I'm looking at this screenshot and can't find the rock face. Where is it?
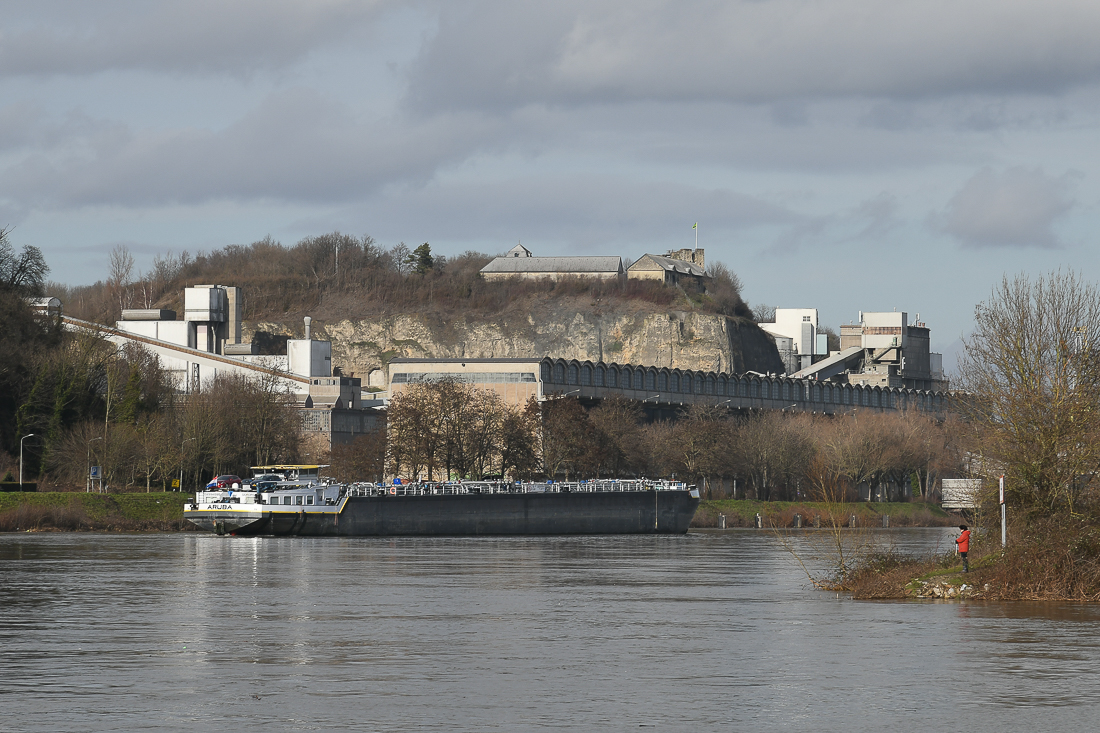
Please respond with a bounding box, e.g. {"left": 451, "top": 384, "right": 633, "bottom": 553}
{"left": 251, "top": 305, "right": 783, "bottom": 383}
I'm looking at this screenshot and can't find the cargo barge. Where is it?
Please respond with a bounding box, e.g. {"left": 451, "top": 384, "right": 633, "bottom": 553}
{"left": 184, "top": 479, "right": 700, "bottom": 536}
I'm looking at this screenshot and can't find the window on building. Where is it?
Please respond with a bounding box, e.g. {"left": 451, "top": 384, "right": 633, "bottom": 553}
{"left": 582, "top": 365, "right": 592, "bottom": 386}
{"left": 596, "top": 366, "right": 606, "bottom": 387}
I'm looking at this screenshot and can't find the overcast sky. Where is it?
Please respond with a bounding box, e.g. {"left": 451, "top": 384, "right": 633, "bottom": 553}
{"left": 3, "top": 0, "right": 1100, "bottom": 356}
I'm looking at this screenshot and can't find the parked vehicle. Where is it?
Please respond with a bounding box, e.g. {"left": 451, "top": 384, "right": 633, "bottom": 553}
{"left": 246, "top": 473, "right": 283, "bottom": 489}
{"left": 206, "top": 475, "right": 243, "bottom": 489}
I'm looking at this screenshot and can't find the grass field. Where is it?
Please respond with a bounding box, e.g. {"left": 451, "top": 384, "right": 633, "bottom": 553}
{"left": 0, "top": 492, "right": 195, "bottom": 531}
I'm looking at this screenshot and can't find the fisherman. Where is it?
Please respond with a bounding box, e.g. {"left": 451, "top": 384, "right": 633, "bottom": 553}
{"left": 955, "top": 525, "right": 971, "bottom": 573}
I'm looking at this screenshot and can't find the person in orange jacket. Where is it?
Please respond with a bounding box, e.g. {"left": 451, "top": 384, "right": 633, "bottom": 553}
{"left": 955, "top": 525, "right": 971, "bottom": 573}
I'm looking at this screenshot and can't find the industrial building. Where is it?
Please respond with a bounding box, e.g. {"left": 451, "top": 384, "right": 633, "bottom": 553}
{"left": 388, "top": 358, "right": 544, "bottom": 406}
{"left": 58, "top": 284, "right": 382, "bottom": 449}
{"left": 758, "top": 308, "right": 829, "bottom": 374}
{"left": 791, "top": 310, "right": 947, "bottom": 392}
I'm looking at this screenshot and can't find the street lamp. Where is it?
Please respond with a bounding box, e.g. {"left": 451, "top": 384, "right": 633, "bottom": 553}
{"left": 86, "top": 436, "right": 103, "bottom": 493}
{"left": 642, "top": 394, "right": 661, "bottom": 402}
{"left": 19, "top": 434, "right": 35, "bottom": 486}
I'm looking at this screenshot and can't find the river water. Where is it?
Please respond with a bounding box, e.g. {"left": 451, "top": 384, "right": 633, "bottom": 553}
{"left": 1, "top": 529, "right": 1098, "bottom": 732}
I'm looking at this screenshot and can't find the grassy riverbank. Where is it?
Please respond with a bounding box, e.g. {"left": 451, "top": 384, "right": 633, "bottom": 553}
{"left": 1, "top": 492, "right": 956, "bottom": 534}
{"left": 0, "top": 492, "right": 195, "bottom": 532}
{"left": 693, "top": 499, "right": 956, "bottom": 528}
{"left": 846, "top": 514, "right": 1100, "bottom": 601}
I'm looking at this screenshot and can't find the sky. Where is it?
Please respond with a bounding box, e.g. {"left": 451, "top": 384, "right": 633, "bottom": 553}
{"left": 3, "top": 1, "right": 1100, "bottom": 360}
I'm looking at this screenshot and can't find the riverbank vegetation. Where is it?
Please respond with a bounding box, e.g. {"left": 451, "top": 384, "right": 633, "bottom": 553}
{"left": 835, "top": 271, "right": 1100, "bottom": 600}
{"left": 0, "top": 492, "right": 192, "bottom": 532}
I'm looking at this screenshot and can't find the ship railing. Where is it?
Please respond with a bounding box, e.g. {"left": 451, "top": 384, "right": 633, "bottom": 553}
{"left": 521, "top": 480, "right": 688, "bottom": 493}
{"left": 341, "top": 480, "right": 689, "bottom": 497}
{"left": 195, "top": 489, "right": 263, "bottom": 505}
{"left": 343, "top": 482, "right": 510, "bottom": 497}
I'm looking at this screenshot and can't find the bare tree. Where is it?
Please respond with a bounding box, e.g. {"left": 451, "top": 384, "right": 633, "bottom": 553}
{"left": 0, "top": 228, "right": 49, "bottom": 296}
{"left": 731, "top": 411, "right": 814, "bottom": 500}
{"left": 108, "top": 244, "right": 135, "bottom": 315}
{"left": 957, "top": 270, "right": 1100, "bottom": 513}
{"left": 589, "top": 395, "right": 644, "bottom": 476}
{"left": 329, "top": 430, "right": 388, "bottom": 483}
{"left": 539, "top": 396, "right": 597, "bottom": 480}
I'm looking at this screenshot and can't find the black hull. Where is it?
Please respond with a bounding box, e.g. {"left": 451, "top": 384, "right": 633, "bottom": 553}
{"left": 192, "top": 490, "right": 699, "bottom": 537}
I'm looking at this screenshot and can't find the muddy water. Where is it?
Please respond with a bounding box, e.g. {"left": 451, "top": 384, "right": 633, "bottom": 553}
{"left": 1, "top": 529, "right": 1097, "bottom": 732}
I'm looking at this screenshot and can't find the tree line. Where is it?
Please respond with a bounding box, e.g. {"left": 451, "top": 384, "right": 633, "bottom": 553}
{"left": 370, "top": 379, "right": 957, "bottom": 500}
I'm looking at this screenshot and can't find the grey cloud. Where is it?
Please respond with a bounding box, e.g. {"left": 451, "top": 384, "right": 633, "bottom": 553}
{"left": 0, "top": 0, "right": 385, "bottom": 78}
{"left": 407, "top": 1, "right": 1100, "bottom": 112}
{"left": 0, "top": 88, "right": 504, "bottom": 208}
{"left": 860, "top": 103, "right": 929, "bottom": 132}
{"left": 851, "top": 193, "right": 900, "bottom": 240}
{"left": 346, "top": 176, "right": 795, "bottom": 252}
{"left": 936, "top": 167, "right": 1078, "bottom": 249}
{"left": 763, "top": 192, "right": 901, "bottom": 254}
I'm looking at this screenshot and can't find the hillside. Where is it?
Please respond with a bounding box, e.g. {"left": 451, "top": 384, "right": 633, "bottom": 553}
{"left": 256, "top": 298, "right": 782, "bottom": 385}
{"left": 54, "top": 233, "right": 783, "bottom": 377}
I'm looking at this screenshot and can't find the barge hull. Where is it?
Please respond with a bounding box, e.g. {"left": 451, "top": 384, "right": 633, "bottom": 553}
{"left": 199, "top": 490, "right": 699, "bottom": 537}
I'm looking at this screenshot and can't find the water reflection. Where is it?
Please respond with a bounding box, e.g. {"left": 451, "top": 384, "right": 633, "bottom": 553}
{"left": 0, "top": 530, "right": 1099, "bottom": 731}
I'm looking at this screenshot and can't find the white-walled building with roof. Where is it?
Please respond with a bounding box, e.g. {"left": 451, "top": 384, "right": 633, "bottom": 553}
{"left": 479, "top": 244, "right": 624, "bottom": 281}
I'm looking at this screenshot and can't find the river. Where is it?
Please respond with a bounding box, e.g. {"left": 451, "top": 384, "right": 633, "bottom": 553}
{"left": 1, "top": 529, "right": 1097, "bottom": 732}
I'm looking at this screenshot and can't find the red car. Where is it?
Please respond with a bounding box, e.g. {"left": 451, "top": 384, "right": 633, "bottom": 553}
{"left": 206, "top": 475, "right": 243, "bottom": 489}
